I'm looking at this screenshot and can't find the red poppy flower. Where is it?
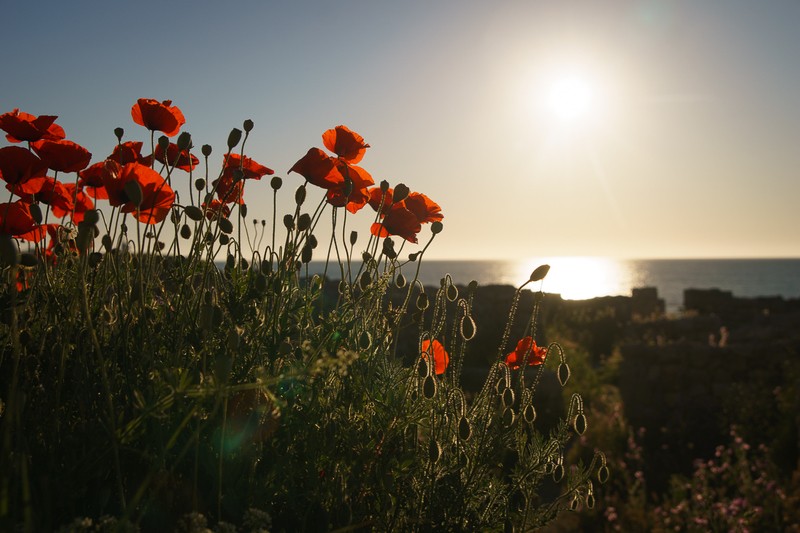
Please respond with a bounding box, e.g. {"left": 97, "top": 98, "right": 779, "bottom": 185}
{"left": 404, "top": 192, "right": 443, "bottom": 224}
{"left": 368, "top": 187, "right": 394, "bottom": 215}
{"left": 202, "top": 198, "right": 231, "bottom": 220}
{"left": 0, "top": 109, "right": 65, "bottom": 143}
{"left": 78, "top": 161, "right": 112, "bottom": 199}
{"left": 505, "top": 337, "right": 547, "bottom": 370}
{"left": 0, "top": 200, "right": 41, "bottom": 240}
{"left": 222, "top": 153, "right": 273, "bottom": 180}
{"left": 54, "top": 183, "right": 93, "bottom": 223}
{"left": 370, "top": 204, "right": 422, "bottom": 243}
{"left": 149, "top": 142, "right": 199, "bottom": 172}
{"left": 421, "top": 339, "right": 450, "bottom": 375}
{"left": 11, "top": 176, "right": 74, "bottom": 216}
{"left": 104, "top": 162, "right": 175, "bottom": 224}
{"left": 109, "top": 141, "right": 147, "bottom": 165}
{"left": 324, "top": 160, "right": 374, "bottom": 214}
{"left": 322, "top": 125, "right": 369, "bottom": 164}
{"left": 212, "top": 174, "right": 245, "bottom": 205}
{"left": 289, "top": 127, "right": 374, "bottom": 206}
{"left": 130, "top": 98, "right": 185, "bottom": 137}
{"left": 288, "top": 148, "right": 342, "bottom": 189}
{"left": 31, "top": 138, "right": 92, "bottom": 173}
{"left": 0, "top": 146, "right": 48, "bottom": 186}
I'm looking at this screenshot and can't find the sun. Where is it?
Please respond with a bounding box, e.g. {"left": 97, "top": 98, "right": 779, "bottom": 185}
{"left": 546, "top": 75, "right": 594, "bottom": 122}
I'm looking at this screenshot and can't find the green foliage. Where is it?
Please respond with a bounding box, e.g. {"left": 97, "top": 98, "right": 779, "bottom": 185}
{"left": 0, "top": 117, "right": 604, "bottom": 531}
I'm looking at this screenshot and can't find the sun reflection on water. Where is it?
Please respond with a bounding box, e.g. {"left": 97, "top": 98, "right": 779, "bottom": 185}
{"left": 515, "top": 257, "right": 633, "bottom": 300}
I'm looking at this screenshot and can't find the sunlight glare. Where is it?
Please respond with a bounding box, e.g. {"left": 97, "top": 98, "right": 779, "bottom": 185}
{"left": 547, "top": 75, "right": 593, "bottom": 121}
{"left": 516, "top": 257, "right": 631, "bottom": 300}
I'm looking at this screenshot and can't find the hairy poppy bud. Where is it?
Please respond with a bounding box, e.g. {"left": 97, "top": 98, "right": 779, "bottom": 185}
{"left": 297, "top": 213, "right": 311, "bottom": 231}
{"left": 29, "top": 203, "right": 43, "bottom": 225}
{"left": 243, "top": 119, "right": 254, "bottom": 132}
{"left": 0, "top": 234, "right": 19, "bottom": 266}
{"left": 393, "top": 183, "right": 410, "bottom": 203}
{"left": 201, "top": 144, "right": 212, "bottom": 157}
{"left": 270, "top": 176, "right": 282, "bottom": 190}
{"left": 227, "top": 128, "right": 242, "bottom": 149}
{"left": 184, "top": 206, "right": 203, "bottom": 221}
{"left": 218, "top": 217, "right": 234, "bottom": 235}
{"left": 295, "top": 185, "right": 306, "bottom": 205}
{"left": 123, "top": 180, "right": 143, "bottom": 207}
{"left": 176, "top": 131, "right": 192, "bottom": 151}
{"left": 114, "top": 127, "right": 124, "bottom": 141}
{"left": 83, "top": 209, "right": 100, "bottom": 226}
{"left": 529, "top": 264, "right": 550, "bottom": 282}
{"left": 180, "top": 224, "right": 191, "bottom": 239}
{"left": 157, "top": 135, "right": 170, "bottom": 151}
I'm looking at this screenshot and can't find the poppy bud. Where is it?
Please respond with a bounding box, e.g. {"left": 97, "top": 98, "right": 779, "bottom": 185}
{"left": 83, "top": 209, "right": 100, "bottom": 226}
{"left": 123, "top": 180, "right": 143, "bottom": 207}
{"left": 529, "top": 264, "right": 550, "bottom": 282}
{"left": 297, "top": 213, "right": 311, "bottom": 231}
{"left": 176, "top": 131, "right": 192, "bottom": 151}
{"left": 114, "top": 127, "right": 124, "bottom": 141}
{"left": 239, "top": 203, "right": 247, "bottom": 217}
{"left": 201, "top": 144, "right": 212, "bottom": 157}
{"left": 295, "top": 185, "right": 306, "bottom": 205}
{"left": 362, "top": 251, "right": 372, "bottom": 262}
{"left": 19, "top": 253, "right": 36, "bottom": 268}
{"left": 283, "top": 214, "right": 294, "bottom": 230}
{"left": 380, "top": 180, "right": 390, "bottom": 192}
{"left": 0, "top": 234, "right": 19, "bottom": 266}
{"left": 29, "top": 203, "right": 43, "bottom": 225}
{"left": 218, "top": 217, "right": 234, "bottom": 235}
{"left": 180, "top": 224, "right": 191, "bottom": 239}
{"left": 194, "top": 178, "right": 205, "bottom": 191}
{"left": 227, "top": 128, "right": 242, "bottom": 149}
{"left": 185, "top": 206, "right": 203, "bottom": 221}
{"left": 308, "top": 234, "right": 318, "bottom": 248}
{"left": 232, "top": 168, "right": 244, "bottom": 182}
{"left": 157, "top": 135, "right": 170, "bottom": 151}
{"left": 102, "top": 234, "right": 113, "bottom": 252}
{"left": 349, "top": 231, "right": 357, "bottom": 246}
{"left": 219, "top": 234, "right": 229, "bottom": 245}
{"left": 76, "top": 221, "right": 94, "bottom": 253}
{"left": 226, "top": 254, "right": 235, "bottom": 270}
{"left": 393, "top": 183, "right": 410, "bottom": 203}
{"left": 301, "top": 243, "right": 313, "bottom": 263}
{"left": 431, "top": 221, "right": 443, "bottom": 235}
{"left": 270, "top": 176, "right": 282, "bottom": 190}
{"left": 243, "top": 119, "right": 254, "bottom": 132}
{"left": 382, "top": 238, "right": 396, "bottom": 259}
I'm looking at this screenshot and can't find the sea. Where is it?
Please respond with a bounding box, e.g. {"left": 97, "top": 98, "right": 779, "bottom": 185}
{"left": 300, "top": 257, "right": 800, "bottom": 313}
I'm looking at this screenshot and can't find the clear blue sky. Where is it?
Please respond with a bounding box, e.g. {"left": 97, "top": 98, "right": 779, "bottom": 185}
{"left": 3, "top": 0, "right": 799, "bottom": 259}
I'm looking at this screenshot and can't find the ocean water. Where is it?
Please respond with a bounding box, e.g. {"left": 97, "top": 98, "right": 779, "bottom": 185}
{"left": 302, "top": 257, "right": 800, "bottom": 313}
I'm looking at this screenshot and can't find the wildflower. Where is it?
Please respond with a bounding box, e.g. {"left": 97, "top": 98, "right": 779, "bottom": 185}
{"left": 202, "top": 198, "right": 231, "bottom": 220}
{"left": 212, "top": 173, "right": 245, "bottom": 205}
{"left": 11, "top": 176, "right": 74, "bottom": 216}
{"left": 222, "top": 153, "right": 273, "bottom": 180}
{"left": 146, "top": 142, "right": 199, "bottom": 172}
{"left": 108, "top": 141, "right": 147, "bottom": 165}
{"left": 421, "top": 339, "right": 449, "bottom": 375}
{"left": 289, "top": 126, "right": 374, "bottom": 213}
{"left": 130, "top": 98, "right": 185, "bottom": 137}
{"left": 322, "top": 125, "right": 369, "bottom": 164}
{"left": 505, "top": 337, "right": 547, "bottom": 369}
{"left": 370, "top": 204, "right": 421, "bottom": 243}
{"left": 0, "top": 108, "right": 65, "bottom": 143}
{"left": 0, "top": 146, "right": 48, "bottom": 186}
{"left": 103, "top": 162, "right": 175, "bottom": 224}
{"left": 56, "top": 183, "right": 94, "bottom": 224}
{"left": 404, "top": 192, "right": 443, "bottom": 224}
{"left": 78, "top": 161, "right": 112, "bottom": 199}
{"left": 0, "top": 200, "right": 45, "bottom": 241}
{"left": 31, "top": 138, "right": 92, "bottom": 173}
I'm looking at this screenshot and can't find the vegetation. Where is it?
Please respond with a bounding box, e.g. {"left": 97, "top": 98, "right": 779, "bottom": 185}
{"left": 0, "top": 103, "right": 605, "bottom": 531}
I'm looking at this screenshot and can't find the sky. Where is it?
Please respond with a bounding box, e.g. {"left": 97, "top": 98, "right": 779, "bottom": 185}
{"left": 2, "top": 0, "right": 799, "bottom": 260}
